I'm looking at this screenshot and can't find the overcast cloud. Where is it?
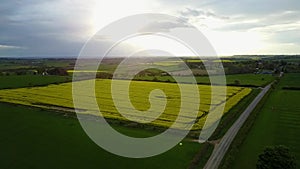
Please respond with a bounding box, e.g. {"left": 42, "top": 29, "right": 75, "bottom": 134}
{"left": 0, "top": 0, "right": 299, "bottom": 57}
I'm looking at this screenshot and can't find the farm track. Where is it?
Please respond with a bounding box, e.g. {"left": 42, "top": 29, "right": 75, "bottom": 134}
{"left": 203, "top": 83, "right": 272, "bottom": 169}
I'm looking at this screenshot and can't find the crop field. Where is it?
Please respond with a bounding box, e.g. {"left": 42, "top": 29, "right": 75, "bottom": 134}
{"left": 230, "top": 73, "right": 300, "bottom": 169}
{"left": 0, "top": 79, "right": 251, "bottom": 130}
{"left": 0, "top": 102, "right": 202, "bottom": 169}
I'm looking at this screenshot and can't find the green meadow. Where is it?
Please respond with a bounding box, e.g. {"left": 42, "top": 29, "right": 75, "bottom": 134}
{"left": 0, "top": 75, "right": 72, "bottom": 89}
{"left": 0, "top": 102, "right": 203, "bottom": 169}
{"left": 229, "top": 73, "right": 300, "bottom": 169}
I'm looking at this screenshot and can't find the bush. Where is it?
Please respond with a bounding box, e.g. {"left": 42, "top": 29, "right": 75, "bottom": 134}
{"left": 256, "top": 145, "right": 296, "bottom": 169}
{"left": 234, "top": 80, "right": 240, "bottom": 85}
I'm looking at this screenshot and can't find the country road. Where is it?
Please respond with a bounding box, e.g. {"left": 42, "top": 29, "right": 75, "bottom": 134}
{"left": 203, "top": 83, "right": 272, "bottom": 169}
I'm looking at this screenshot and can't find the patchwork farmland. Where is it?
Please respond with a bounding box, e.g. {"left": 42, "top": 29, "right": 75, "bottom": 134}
{"left": 1, "top": 56, "right": 298, "bottom": 169}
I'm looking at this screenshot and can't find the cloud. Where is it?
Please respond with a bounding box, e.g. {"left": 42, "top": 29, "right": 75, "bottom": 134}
{"left": 0, "top": 0, "right": 95, "bottom": 57}
{"left": 139, "top": 20, "right": 192, "bottom": 33}
{"left": 180, "top": 8, "right": 229, "bottom": 20}
{"left": 0, "top": 45, "right": 26, "bottom": 50}
{"left": 216, "top": 10, "right": 300, "bottom": 32}
{"left": 0, "top": 0, "right": 300, "bottom": 56}
{"left": 201, "top": 0, "right": 300, "bottom": 17}
{"left": 171, "top": 2, "right": 300, "bottom": 54}
{"left": 212, "top": 10, "right": 300, "bottom": 48}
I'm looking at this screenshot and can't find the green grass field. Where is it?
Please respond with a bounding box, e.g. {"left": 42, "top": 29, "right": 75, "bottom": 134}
{"left": 230, "top": 73, "right": 300, "bottom": 169}
{"left": 135, "top": 74, "right": 274, "bottom": 87}
{"left": 185, "top": 59, "right": 232, "bottom": 63}
{"left": 225, "top": 74, "right": 274, "bottom": 86}
{"left": 0, "top": 75, "right": 72, "bottom": 89}
{"left": 0, "top": 102, "right": 202, "bottom": 169}
{"left": 0, "top": 79, "right": 251, "bottom": 130}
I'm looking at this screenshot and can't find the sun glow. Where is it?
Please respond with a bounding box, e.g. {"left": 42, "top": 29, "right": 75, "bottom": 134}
{"left": 87, "top": 1, "right": 268, "bottom": 56}
{"left": 121, "top": 34, "right": 195, "bottom": 56}
{"left": 91, "top": 0, "right": 155, "bottom": 35}
{"left": 200, "top": 28, "right": 266, "bottom": 56}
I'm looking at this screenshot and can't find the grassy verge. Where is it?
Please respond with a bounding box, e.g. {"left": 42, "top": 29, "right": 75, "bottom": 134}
{"left": 188, "top": 143, "right": 214, "bottom": 169}
{"left": 185, "top": 88, "right": 260, "bottom": 169}
{"left": 186, "top": 87, "right": 261, "bottom": 169}
{"left": 218, "top": 85, "right": 273, "bottom": 169}
{"left": 209, "top": 89, "right": 260, "bottom": 141}
{"left": 223, "top": 87, "right": 272, "bottom": 168}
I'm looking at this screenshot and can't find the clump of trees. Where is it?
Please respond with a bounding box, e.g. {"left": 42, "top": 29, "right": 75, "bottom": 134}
{"left": 47, "top": 68, "right": 68, "bottom": 76}
{"left": 96, "top": 72, "right": 113, "bottom": 79}
{"left": 256, "top": 145, "right": 296, "bottom": 169}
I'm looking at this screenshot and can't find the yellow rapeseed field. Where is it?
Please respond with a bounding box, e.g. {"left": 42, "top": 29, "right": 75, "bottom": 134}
{"left": 0, "top": 79, "right": 251, "bottom": 130}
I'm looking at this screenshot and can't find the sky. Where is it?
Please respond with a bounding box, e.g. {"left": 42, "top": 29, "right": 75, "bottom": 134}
{"left": 0, "top": 0, "right": 300, "bottom": 57}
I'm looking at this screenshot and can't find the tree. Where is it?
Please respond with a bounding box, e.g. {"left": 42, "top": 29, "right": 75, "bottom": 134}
{"left": 256, "top": 145, "right": 296, "bottom": 169}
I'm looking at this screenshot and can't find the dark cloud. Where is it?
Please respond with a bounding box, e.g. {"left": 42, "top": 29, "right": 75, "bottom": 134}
{"left": 0, "top": 0, "right": 91, "bottom": 57}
